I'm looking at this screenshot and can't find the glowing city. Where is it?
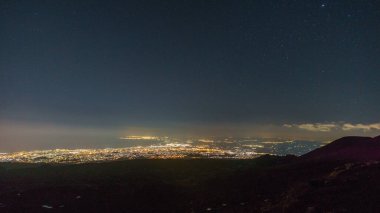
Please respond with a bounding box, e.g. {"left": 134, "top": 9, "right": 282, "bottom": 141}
{"left": 0, "top": 136, "right": 323, "bottom": 163}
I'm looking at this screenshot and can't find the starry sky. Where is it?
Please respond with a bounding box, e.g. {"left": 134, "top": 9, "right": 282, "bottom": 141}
{"left": 1, "top": 0, "right": 380, "bottom": 151}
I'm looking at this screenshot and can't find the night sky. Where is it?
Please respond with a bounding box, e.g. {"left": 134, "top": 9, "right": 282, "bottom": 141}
{"left": 1, "top": 0, "right": 380, "bottom": 151}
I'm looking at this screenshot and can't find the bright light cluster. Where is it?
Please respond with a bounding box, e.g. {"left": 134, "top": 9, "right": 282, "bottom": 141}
{"left": 0, "top": 144, "right": 255, "bottom": 164}
{"left": 0, "top": 136, "right": 323, "bottom": 164}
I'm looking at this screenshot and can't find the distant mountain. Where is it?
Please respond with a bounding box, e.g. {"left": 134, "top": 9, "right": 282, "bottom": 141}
{"left": 302, "top": 135, "right": 380, "bottom": 161}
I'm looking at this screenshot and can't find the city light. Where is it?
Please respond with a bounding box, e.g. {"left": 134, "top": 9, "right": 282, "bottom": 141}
{"left": 120, "top": 136, "right": 160, "bottom": 140}
{"left": 0, "top": 136, "right": 323, "bottom": 164}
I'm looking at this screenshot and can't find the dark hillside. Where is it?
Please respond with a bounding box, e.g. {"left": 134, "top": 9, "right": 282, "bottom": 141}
{"left": 302, "top": 136, "right": 380, "bottom": 161}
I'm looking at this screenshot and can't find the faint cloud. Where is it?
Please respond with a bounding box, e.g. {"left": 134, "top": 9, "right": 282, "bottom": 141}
{"left": 283, "top": 123, "right": 337, "bottom": 132}
{"left": 342, "top": 123, "right": 380, "bottom": 131}
{"left": 298, "top": 123, "right": 337, "bottom": 132}
{"left": 284, "top": 122, "right": 380, "bottom": 132}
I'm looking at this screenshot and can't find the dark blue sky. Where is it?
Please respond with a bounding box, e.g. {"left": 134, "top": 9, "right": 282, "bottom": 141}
{"left": 1, "top": 0, "right": 380, "bottom": 150}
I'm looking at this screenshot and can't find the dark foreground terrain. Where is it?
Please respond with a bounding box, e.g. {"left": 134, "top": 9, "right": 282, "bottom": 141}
{"left": 1, "top": 136, "right": 380, "bottom": 212}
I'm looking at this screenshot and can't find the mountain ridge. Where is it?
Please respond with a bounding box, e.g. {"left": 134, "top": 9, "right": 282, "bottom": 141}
{"left": 302, "top": 135, "right": 380, "bottom": 161}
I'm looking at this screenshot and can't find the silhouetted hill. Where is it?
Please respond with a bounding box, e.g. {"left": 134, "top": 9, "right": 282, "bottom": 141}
{"left": 302, "top": 136, "right": 380, "bottom": 161}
